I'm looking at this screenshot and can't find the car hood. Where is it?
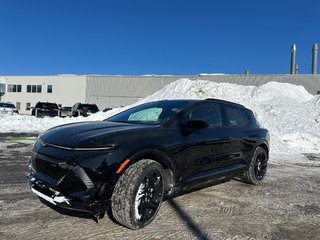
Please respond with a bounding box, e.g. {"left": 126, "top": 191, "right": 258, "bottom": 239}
{"left": 40, "top": 121, "right": 156, "bottom": 148}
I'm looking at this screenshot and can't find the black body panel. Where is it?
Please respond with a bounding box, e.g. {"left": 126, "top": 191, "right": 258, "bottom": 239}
{"left": 28, "top": 99, "right": 269, "bottom": 216}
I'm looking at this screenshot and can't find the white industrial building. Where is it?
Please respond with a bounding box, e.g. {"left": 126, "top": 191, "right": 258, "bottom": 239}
{"left": 1, "top": 74, "right": 320, "bottom": 115}
{"left": 0, "top": 76, "right": 86, "bottom": 114}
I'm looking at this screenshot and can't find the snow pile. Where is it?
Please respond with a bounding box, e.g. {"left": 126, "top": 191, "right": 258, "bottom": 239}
{"left": 1, "top": 78, "right": 320, "bottom": 160}
{"left": 0, "top": 110, "right": 121, "bottom": 133}
{"left": 141, "top": 79, "right": 320, "bottom": 157}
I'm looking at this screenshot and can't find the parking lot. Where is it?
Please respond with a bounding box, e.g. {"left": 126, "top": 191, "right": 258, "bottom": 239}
{"left": 1, "top": 134, "right": 320, "bottom": 240}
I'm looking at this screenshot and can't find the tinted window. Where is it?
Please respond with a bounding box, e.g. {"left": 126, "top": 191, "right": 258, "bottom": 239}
{"left": 224, "top": 106, "right": 248, "bottom": 126}
{"left": 0, "top": 103, "right": 15, "bottom": 108}
{"left": 247, "top": 110, "right": 260, "bottom": 126}
{"left": 187, "top": 103, "right": 222, "bottom": 127}
{"left": 35, "top": 102, "right": 58, "bottom": 109}
{"left": 79, "top": 104, "right": 99, "bottom": 112}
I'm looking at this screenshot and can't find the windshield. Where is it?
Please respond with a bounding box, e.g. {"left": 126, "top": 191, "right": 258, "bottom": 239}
{"left": 107, "top": 101, "right": 191, "bottom": 125}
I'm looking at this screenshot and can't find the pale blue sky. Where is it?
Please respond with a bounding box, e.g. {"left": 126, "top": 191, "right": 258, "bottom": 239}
{"left": 0, "top": 0, "right": 319, "bottom": 75}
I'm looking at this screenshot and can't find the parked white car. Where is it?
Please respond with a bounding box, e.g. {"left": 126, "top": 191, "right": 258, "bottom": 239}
{"left": 0, "top": 102, "right": 19, "bottom": 115}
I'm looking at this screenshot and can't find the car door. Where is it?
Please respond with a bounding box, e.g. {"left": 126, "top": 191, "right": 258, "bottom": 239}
{"left": 220, "top": 104, "right": 252, "bottom": 168}
{"left": 174, "top": 102, "right": 232, "bottom": 182}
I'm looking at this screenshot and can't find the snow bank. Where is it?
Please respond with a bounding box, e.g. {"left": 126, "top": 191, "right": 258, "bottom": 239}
{"left": 1, "top": 79, "right": 320, "bottom": 160}
{"left": 141, "top": 79, "right": 320, "bottom": 157}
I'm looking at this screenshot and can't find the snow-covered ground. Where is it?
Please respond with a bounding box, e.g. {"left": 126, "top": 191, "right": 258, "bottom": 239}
{"left": 1, "top": 79, "right": 320, "bottom": 161}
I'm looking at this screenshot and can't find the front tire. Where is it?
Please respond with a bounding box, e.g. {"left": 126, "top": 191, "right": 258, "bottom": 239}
{"left": 111, "top": 159, "right": 164, "bottom": 229}
{"left": 242, "top": 147, "right": 268, "bottom": 185}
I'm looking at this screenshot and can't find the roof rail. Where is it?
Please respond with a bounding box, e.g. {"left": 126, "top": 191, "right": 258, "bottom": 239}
{"left": 205, "top": 98, "right": 245, "bottom": 108}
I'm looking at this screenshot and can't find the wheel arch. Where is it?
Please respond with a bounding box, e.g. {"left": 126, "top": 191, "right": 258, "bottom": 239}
{"left": 252, "top": 139, "right": 269, "bottom": 160}
{"left": 258, "top": 142, "right": 269, "bottom": 158}
{"left": 119, "top": 148, "right": 176, "bottom": 195}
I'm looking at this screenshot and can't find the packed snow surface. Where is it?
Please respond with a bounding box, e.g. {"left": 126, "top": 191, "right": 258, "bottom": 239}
{"left": 1, "top": 79, "right": 319, "bottom": 160}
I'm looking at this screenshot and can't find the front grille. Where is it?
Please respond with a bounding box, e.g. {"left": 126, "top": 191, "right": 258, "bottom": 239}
{"left": 30, "top": 154, "right": 94, "bottom": 196}
{"left": 32, "top": 157, "right": 68, "bottom": 181}
{"left": 58, "top": 171, "right": 88, "bottom": 195}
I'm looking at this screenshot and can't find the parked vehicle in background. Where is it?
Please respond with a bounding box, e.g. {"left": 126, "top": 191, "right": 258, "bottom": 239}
{"left": 59, "top": 106, "right": 72, "bottom": 117}
{"left": 71, "top": 103, "right": 99, "bottom": 117}
{"left": 31, "top": 102, "right": 59, "bottom": 117}
{"left": 0, "top": 102, "right": 19, "bottom": 115}
{"left": 28, "top": 99, "right": 269, "bottom": 229}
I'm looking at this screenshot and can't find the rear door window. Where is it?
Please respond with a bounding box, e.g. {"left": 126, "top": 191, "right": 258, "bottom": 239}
{"left": 224, "top": 105, "right": 249, "bottom": 126}
{"left": 186, "top": 103, "right": 222, "bottom": 127}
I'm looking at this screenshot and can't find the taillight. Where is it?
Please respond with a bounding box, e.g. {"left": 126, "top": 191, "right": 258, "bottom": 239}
{"left": 12, "top": 109, "right": 19, "bottom": 114}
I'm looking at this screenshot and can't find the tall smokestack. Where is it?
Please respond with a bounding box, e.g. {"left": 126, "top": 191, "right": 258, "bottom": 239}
{"left": 290, "top": 44, "right": 297, "bottom": 74}
{"left": 312, "top": 43, "right": 318, "bottom": 74}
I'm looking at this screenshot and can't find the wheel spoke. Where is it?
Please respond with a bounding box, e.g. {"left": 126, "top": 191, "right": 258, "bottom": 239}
{"left": 254, "top": 165, "right": 260, "bottom": 178}
{"left": 136, "top": 169, "right": 163, "bottom": 224}
{"left": 146, "top": 201, "right": 158, "bottom": 210}
{"left": 254, "top": 152, "right": 268, "bottom": 180}
{"left": 153, "top": 177, "right": 162, "bottom": 193}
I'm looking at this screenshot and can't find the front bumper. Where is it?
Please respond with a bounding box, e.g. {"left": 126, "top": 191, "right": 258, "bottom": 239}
{"left": 28, "top": 174, "right": 107, "bottom": 214}
{"left": 27, "top": 150, "right": 111, "bottom": 215}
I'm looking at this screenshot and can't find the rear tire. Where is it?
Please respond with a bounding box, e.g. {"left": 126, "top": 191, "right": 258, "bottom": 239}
{"left": 111, "top": 159, "right": 164, "bottom": 229}
{"left": 242, "top": 147, "right": 268, "bottom": 185}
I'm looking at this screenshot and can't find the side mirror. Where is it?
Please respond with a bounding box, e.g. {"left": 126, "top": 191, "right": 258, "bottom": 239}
{"left": 186, "top": 119, "right": 209, "bottom": 129}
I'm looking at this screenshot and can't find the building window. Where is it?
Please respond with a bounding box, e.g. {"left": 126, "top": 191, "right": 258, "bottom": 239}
{"left": 8, "top": 85, "right": 15, "bottom": 92}
{"left": 26, "top": 103, "right": 31, "bottom": 111}
{"left": 27, "top": 84, "right": 42, "bottom": 93}
{"left": 16, "top": 102, "right": 21, "bottom": 110}
{"left": 47, "top": 85, "right": 53, "bottom": 93}
{"left": 37, "top": 85, "right": 42, "bottom": 93}
{"left": 7, "top": 84, "right": 22, "bottom": 92}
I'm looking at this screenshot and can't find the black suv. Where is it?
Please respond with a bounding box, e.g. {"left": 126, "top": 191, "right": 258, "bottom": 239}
{"left": 28, "top": 99, "right": 269, "bottom": 229}
{"left": 32, "top": 102, "right": 60, "bottom": 117}
{"left": 71, "top": 103, "right": 99, "bottom": 117}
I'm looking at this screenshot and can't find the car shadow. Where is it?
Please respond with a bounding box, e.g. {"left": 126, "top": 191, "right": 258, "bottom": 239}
{"left": 40, "top": 180, "right": 222, "bottom": 238}
{"left": 167, "top": 199, "right": 210, "bottom": 240}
